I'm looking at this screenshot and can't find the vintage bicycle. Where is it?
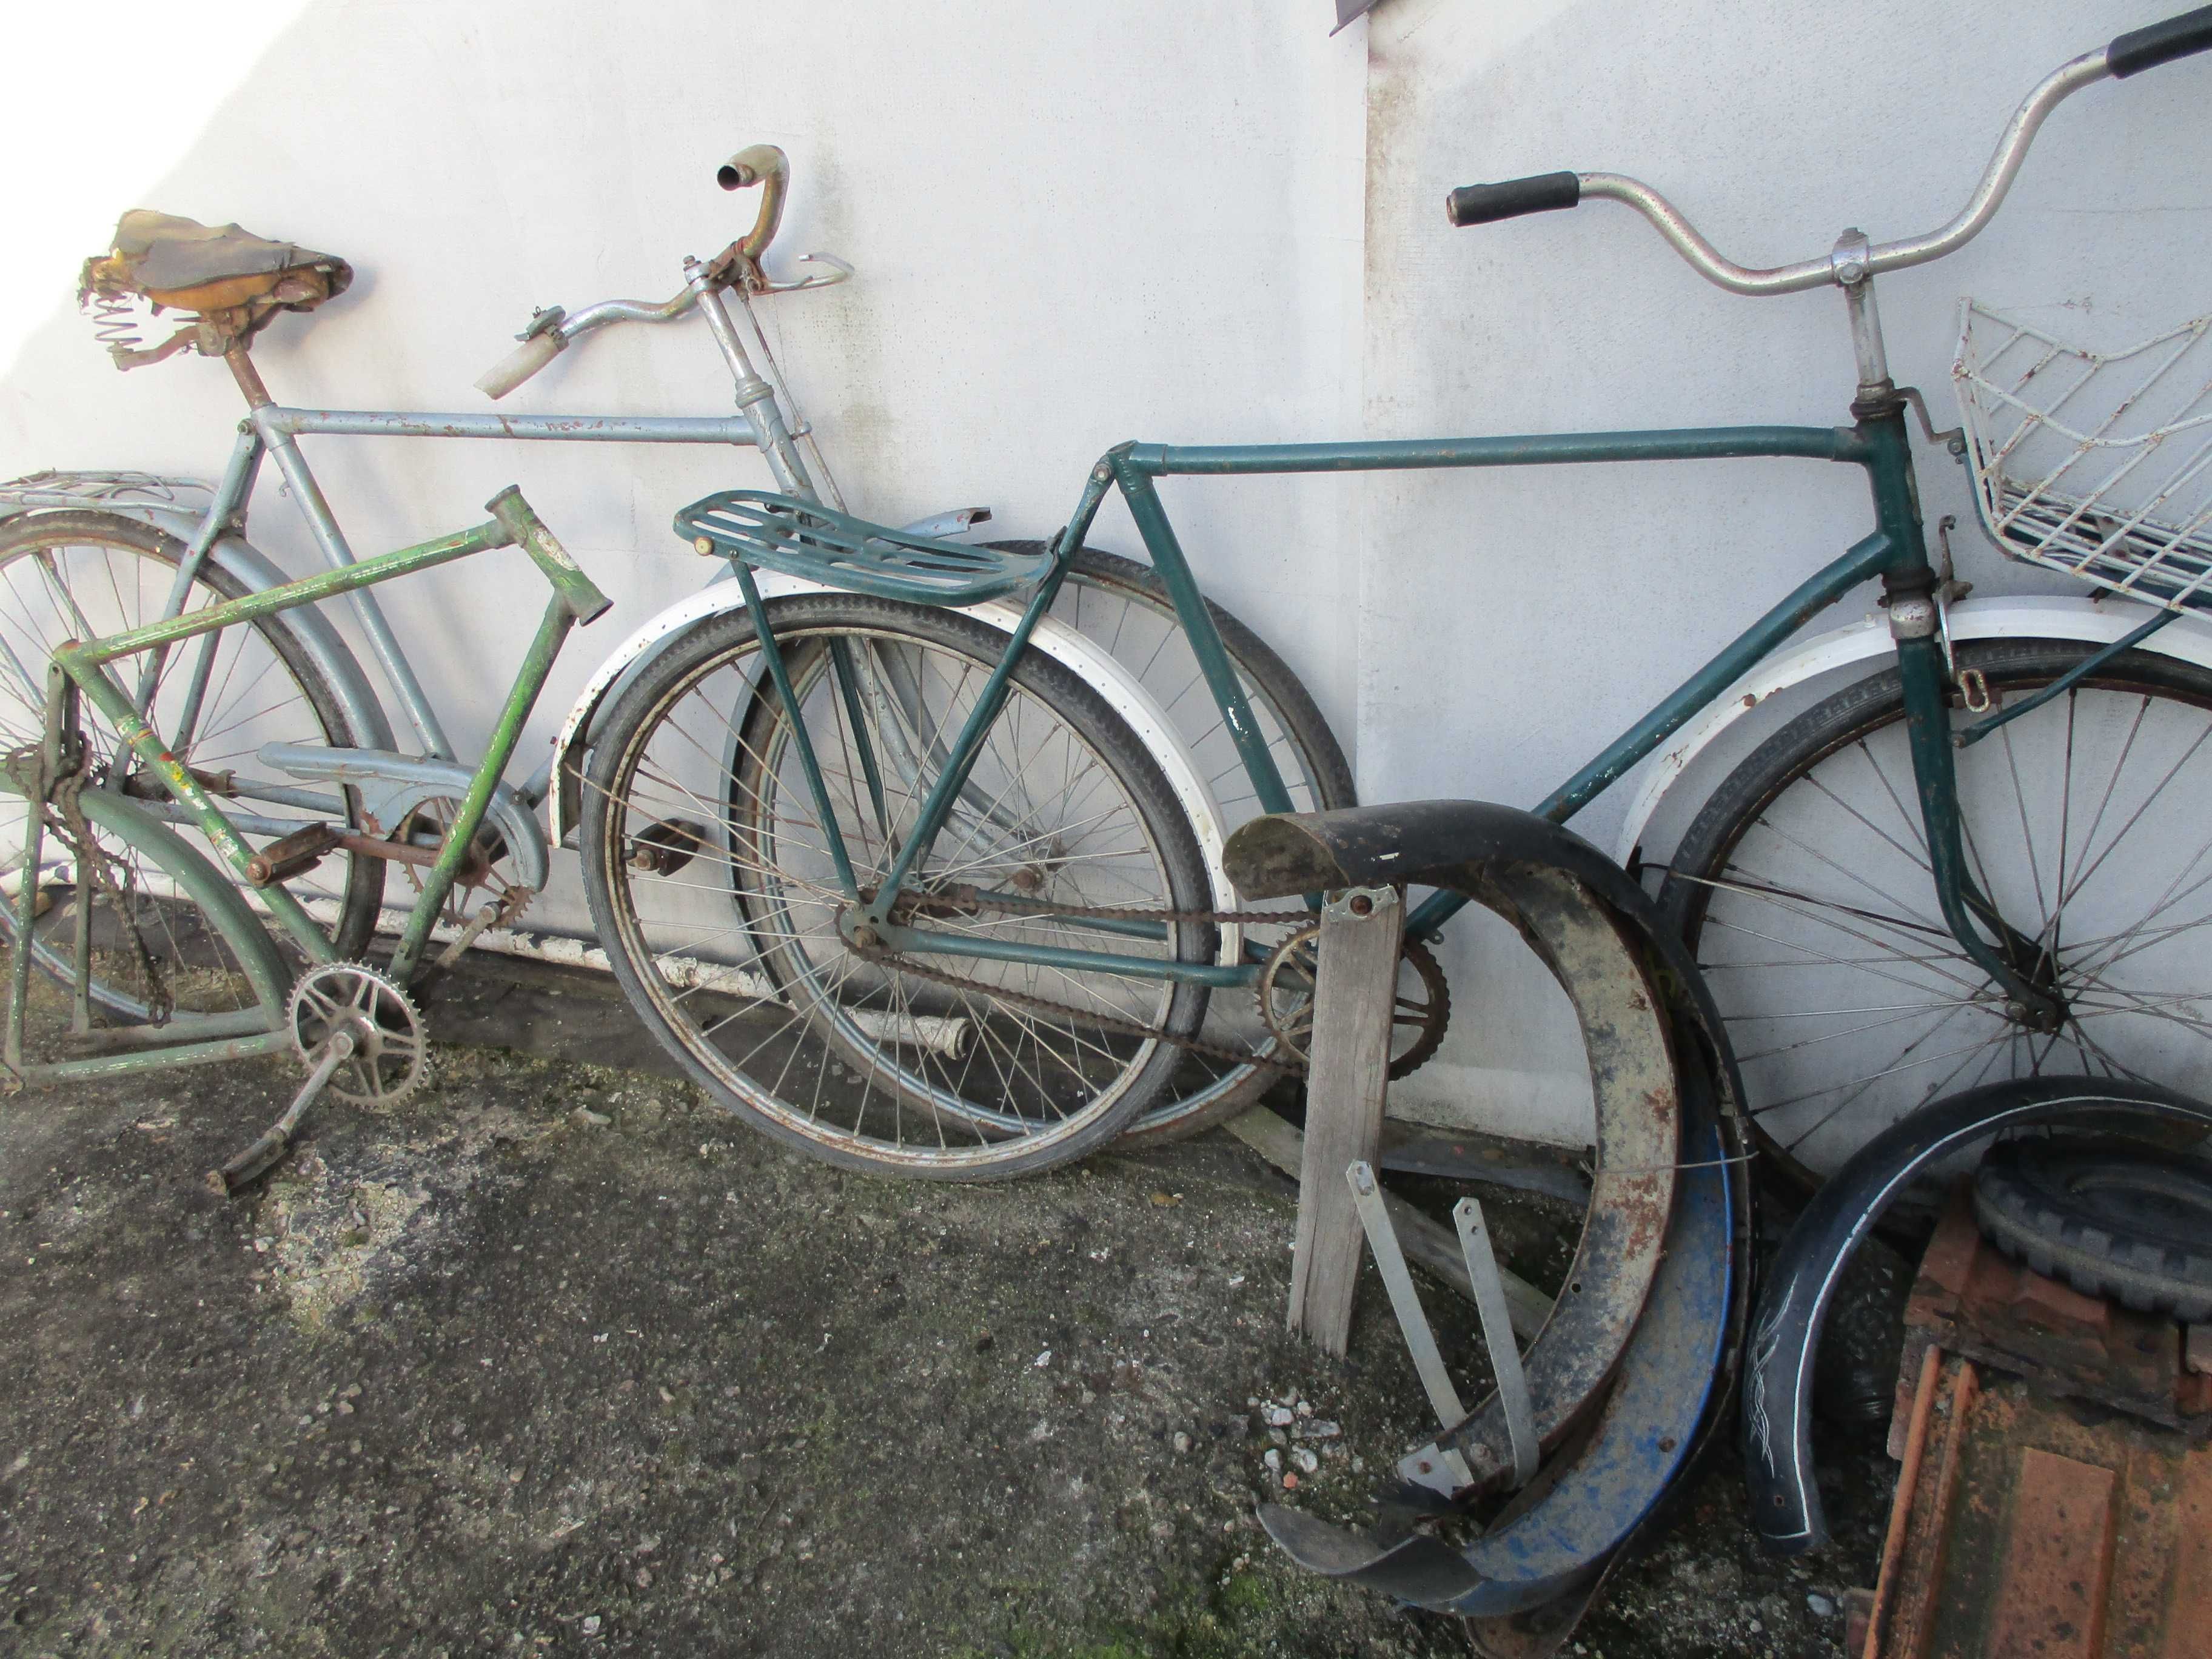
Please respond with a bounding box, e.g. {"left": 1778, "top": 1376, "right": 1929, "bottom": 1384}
{"left": 0, "top": 150, "right": 1355, "bottom": 1173}
{"left": 574, "top": 7, "right": 2212, "bottom": 1196}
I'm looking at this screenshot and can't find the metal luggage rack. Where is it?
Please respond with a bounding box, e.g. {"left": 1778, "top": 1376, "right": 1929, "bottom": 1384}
{"left": 675, "top": 488, "right": 1050, "bottom": 605}
{"left": 1955, "top": 300, "right": 2212, "bottom": 613}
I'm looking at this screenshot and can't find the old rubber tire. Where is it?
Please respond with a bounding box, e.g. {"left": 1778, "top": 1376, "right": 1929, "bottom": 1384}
{"left": 1973, "top": 1136, "right": 2212, "bottom": 1322}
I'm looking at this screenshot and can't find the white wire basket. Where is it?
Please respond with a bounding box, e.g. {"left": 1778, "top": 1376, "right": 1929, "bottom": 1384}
{"left": 1954, "top": 299, "right": 2212, "bottom": 613}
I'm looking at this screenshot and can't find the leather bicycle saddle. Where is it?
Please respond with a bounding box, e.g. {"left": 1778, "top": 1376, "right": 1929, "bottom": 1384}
{"left": 79, "top": 210, "right": 350, "bottom": 335}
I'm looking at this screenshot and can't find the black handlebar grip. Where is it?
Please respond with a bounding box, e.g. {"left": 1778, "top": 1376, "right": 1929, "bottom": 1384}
{"left": 2110, "top": 4, "right": 2212, "bottom": 76}
{"left": 1446, "top": 172, "right": 1581, "bottom": 228}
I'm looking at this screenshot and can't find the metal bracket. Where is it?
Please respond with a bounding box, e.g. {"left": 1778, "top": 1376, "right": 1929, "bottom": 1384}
{"left": 1344, "top": 1160, "right": 1477, "bottom": 1490}
{"left": 756, "top": 251, "right": 855, "bottom": 294}
{"left": 1899, "top": 386, "right": 1967, "bottom": 457}
{"left": 1454, "top": 1198, "right": 1540, "bottom": 1487}
{"left": 1958, "top": 604, "right": 2182, "bottom": 748}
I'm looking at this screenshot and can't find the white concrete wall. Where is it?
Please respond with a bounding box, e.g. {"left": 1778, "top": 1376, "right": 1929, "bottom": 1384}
{"left": 1357, "top": 0, "right": 2212, "bottom": 1141}
{"left": 6, "top": 1, "right": 2205, "bottom": 1142}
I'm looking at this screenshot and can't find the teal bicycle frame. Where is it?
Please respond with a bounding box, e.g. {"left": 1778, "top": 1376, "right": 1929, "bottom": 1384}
{"left": 786, "top": 10, "right": 2212, "bottom": 1036}
{"left": 4, "top": 489, "right": 609, "bottom": 1084}
{"left": 789, "top": 398, "right": 2062, "bottom": 1026}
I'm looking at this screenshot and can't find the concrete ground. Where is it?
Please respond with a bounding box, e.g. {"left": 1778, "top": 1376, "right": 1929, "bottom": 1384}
{"left": 0, "top": 954, "right": 1901, "bottom": 1657}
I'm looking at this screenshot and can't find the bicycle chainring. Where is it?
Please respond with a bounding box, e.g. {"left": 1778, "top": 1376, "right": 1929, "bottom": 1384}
{"left": 286, "top": 961, "right": 428, "bottom": 1108}
{"left": 1255, "top": 922, "right": 1450, "bottom": 1081}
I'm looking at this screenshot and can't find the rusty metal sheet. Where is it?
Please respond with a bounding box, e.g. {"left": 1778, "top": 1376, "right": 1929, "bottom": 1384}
{"left": 1985, "top": 1448, "right": 2119, "bottom": 1657}
{"left": 1858, "top": 1204, "right": 2212, "bottom": 1658}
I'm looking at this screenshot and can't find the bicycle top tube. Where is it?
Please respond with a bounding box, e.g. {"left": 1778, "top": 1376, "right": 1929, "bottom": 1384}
{"left": 250, "top": 407, "right": 762, "bottom": 445}
{"left": 1445, "top": 8, "right": 2212, "bottom": 295}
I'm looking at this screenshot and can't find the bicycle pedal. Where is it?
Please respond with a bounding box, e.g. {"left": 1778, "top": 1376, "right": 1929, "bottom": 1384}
{"left": 245, "top": 822, "right": 344, "bottom": 886}
{"left": 209, "top": 1130, "right": 289, "bottom": 1195}
{"left": 626, "top": 817, "right": 709, "bottom": 876}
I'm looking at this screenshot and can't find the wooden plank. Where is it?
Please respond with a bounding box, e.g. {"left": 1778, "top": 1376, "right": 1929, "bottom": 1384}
{"left": 1286, "top": 885, "right": 1404, "bottom": 1355}
{"left": 1225, "top": 1107, "right": 1550, "bottom": 1339}
{"left": 1986, "top": 1448, "right": 2117, "bottom": 1659}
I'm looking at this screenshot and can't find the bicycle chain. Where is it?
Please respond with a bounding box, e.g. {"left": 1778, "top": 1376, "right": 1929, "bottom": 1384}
{"left": 3, "top": 744, "right": 173, "bottom": 1024}
{"left": 850, "top": 884, "right": 1316, "bottom": 1072}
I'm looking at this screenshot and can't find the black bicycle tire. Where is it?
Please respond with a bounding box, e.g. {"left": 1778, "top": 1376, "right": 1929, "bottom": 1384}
{"left": 1974, "top": 1135, "right": 2212, "bottom": 1321}
{"left": 581, "top": 592, "right": 1215, "bottom": 1181}
{"left": 0, "top": 511, "right": 386, "bottom": 1006}
{"left": 1661, "top": 635, "right": 2212, "bottom": 1204}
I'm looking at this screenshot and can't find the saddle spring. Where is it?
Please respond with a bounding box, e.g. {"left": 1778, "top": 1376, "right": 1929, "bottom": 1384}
{"left": 84, "top": 289, "right": 150, "bottom": 355}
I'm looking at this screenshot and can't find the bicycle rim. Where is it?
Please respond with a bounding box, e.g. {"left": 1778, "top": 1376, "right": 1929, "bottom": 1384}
{"left": 1664, "top": 637, "right": 2212, "bottom": 1201}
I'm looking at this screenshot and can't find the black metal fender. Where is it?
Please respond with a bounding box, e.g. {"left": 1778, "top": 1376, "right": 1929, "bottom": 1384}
{"left": 1741, "top": 1076, "right": 2212, "bottom": 1556}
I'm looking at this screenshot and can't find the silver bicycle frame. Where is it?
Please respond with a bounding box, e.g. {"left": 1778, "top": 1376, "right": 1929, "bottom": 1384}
{"left": 144, "top": 261, "right": 831, "bottom": 808}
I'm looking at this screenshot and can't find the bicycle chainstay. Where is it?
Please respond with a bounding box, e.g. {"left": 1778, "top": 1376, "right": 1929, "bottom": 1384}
{"left": 848, "top": 883, "right": 1314, "bottom": 1072}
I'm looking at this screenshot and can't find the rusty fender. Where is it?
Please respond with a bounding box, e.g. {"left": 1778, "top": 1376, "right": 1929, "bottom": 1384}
{"left": 1226, "top": 800, "right": 1752, "bottom": 1500}
{"left": 1224, "top": 799, "right": 1745, "bottom": 1138}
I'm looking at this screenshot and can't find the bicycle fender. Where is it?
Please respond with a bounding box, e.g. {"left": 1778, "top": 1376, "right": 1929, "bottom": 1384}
{"left": 1226, "top": 799, "right": 1754, "bottom": 1485}
{"left": 1610, "top": 594, "right": 2212, "bottom": 867}
{"left": 1742, "top": 1076, "right": 2212, "bottom": 1557}
{"left": 0, "top": 782, "right": 297, "bottom": 1017}
{"left": 1259, "top": 1062, "right": 1734, "bottom": 1614}
{"left": 546, "top": 577, "right": 1241, "bottom": 953}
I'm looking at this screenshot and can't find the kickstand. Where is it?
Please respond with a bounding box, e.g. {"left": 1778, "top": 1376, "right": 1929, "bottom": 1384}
{"left": 207, "top": 1030, "right": 356, "bottom": 1195}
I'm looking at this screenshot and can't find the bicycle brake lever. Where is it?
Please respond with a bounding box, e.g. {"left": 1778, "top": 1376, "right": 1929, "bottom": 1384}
{"left": 756, "top": 252, "right": 854, "bottom": 294}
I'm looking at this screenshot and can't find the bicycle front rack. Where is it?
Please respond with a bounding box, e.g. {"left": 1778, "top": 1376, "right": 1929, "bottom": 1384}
{"left": 675, "top": 489, "right": 1049, "bottom": 605}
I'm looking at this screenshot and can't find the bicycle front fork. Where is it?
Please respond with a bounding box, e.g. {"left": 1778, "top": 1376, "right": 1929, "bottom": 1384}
{"left": 1890, "top": 618, "right": 2068, "bottom": 1028}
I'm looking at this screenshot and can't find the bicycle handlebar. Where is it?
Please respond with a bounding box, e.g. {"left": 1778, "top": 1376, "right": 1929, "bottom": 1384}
{"left": 715, "top": 144, "right": 789, "bottom": 267}
{"left": 477, "top": 142, "right": 835, "bottom": 400}
{"left": 1446, "top": 7, "right": 2212, "bottom": 295}
{"left": 2110, "top": 3, "right": 2212, "bottom": 75}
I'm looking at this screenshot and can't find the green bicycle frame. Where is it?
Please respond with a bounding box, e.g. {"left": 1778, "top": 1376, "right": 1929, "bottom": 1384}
{"left": 7, "top": 489, "right": 608, "bottom": 1085}
{"left": 805, "top": 404, "right": 2058, "bottom": 1022}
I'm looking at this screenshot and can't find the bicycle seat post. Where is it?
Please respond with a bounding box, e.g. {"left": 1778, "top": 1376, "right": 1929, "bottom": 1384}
{"left": 223, "top": 341, "right": 275, "bottom": 411}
